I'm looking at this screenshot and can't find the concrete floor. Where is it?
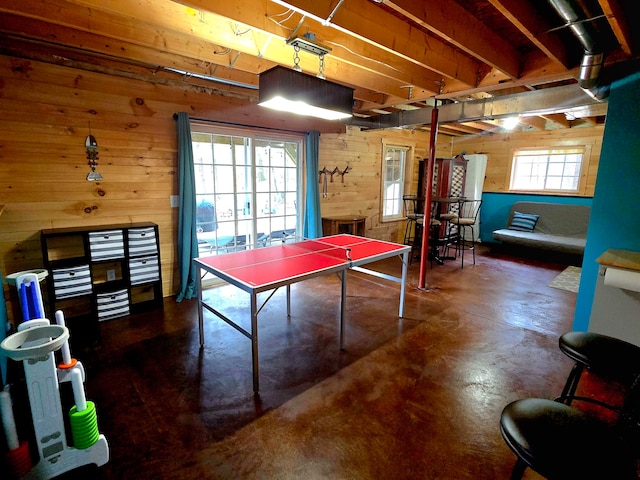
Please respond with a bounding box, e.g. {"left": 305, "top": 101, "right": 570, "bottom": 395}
{"left": 4, "top": 245, "right": 582, "bottom": 479}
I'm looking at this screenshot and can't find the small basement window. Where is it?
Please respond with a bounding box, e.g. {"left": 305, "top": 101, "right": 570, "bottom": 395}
{"left": 510, "top": 147, "right": 585, "bottom": 193}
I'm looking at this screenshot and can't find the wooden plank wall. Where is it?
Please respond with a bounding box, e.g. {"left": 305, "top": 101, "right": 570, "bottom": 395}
{"left": 318, "top": 127, "right": 452, "bottom": 243}
{"left": 0, "top": 54, "right": 445, "bottom": 323}
{"left": 0, "top": 56, "right": 181, "bottom": 322}
{"left": 451, "top": 126, "right": 604, "bottom": 196}
{"left": 0, "top": 53, "right": 604, "bottom": 324}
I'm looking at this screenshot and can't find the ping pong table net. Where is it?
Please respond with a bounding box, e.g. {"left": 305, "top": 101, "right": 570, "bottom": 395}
{"left": 292, "top": 238, "right": 353, "bottom": 263}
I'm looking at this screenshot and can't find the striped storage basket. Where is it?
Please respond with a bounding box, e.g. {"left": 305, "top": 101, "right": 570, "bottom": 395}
{"left": 88, "top": 230, "right": 125, "bottom": 261}
{"left": 129, "top": 255, "right": 160, "bottom": 285}
{"left": 127, "top": 227, "right": 158, "bottom": 257}
{"left": 96, "top": 289, "right": 130, "bottom": 321}
{"left": 52, "top": 265, "right": 92, "bottom": 299}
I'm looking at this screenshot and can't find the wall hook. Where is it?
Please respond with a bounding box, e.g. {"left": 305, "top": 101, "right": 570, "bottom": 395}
{"left": 337, "top": 166, "right": 351, "bottom": 182}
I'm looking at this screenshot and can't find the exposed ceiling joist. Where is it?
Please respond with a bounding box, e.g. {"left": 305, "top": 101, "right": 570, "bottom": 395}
{"left": 1, "top": 0, "right": 633, "bottom": 135}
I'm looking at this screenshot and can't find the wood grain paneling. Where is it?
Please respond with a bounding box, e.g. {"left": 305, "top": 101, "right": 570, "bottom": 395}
{"left": 318, "top": 127, "right": 452, "bottom": 244}
{"left": 0, "top": 52, "right": 603, "bottom": 325}
{"left": 452, "top": 126, "right": 603, "bottom": 196}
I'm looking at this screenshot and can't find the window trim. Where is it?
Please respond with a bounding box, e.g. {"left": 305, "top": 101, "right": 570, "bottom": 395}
{"left": 380, "top": 142, "right": 414, "bottom": 222}
{"left": 507, "top": 145, "right": 590, "bottom": 195}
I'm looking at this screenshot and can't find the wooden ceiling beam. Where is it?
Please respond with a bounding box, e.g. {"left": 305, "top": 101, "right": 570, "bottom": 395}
{"left": 80, "top": 0, "right": 443, "bottom": 97}
{"left": 0, "top": 1, "right": 269, "bottom": 81}
{"left": 519, "top": 116, "right": 547, "bottom": 130}
{"left": 487, "top": 0, "right": 572, "bottom": 69}
{"left": 463, "top": 121, "right": 500, "bottom": 132}
{"left": 1, "top": 0, "right": 436, "bottom": 100}
{"left": 435, "top": 126, "right": 466, "bottom": 137}
{"left": 383, "top": 0, "right": 521, "bottom": 79}
{"left": 269, "top": 0, "right": 483, "bottom": 86}
{"left": 0, "top": 23, "right": 266, "bottom": 91}
{"left": 598, "top": 0, "right": 636, "bottom": 56}
{"left": 170, "top": 0, "right": 446, "bottom": 96}
{"left": 541, "top": 113, "right": 571, "bottom": 128}
{"left": 437, "top": 123, "right": 485, "bottom": 135}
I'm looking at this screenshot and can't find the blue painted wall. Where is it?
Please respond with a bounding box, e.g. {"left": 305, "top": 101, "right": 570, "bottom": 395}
{"left": 573, "top": 70, "right": 640, "bottom": 331}
{"left": 479, "top": 192, "right": 593, "bottom": 243}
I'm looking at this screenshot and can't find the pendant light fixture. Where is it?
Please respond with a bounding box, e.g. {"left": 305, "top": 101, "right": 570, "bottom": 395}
{"left": 258, "top": 34, "right": 354, "bottom": 121}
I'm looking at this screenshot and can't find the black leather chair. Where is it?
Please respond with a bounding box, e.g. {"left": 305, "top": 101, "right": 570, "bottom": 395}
{"left": 558, "top": 331, "right": 640, "bottom": 405}
{"left": 500, "top": 372, "right": 640, "bottom": 479}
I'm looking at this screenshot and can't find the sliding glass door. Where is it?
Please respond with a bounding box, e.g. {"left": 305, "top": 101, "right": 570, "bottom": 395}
{"left": 191, "top": 124, "right": 302, "bottom": 258}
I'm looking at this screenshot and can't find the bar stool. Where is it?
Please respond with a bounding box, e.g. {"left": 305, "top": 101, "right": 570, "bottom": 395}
{"left": 434, "top": 196, "right": 464, "bottom": 260}
{"left": 558, "top": 331, "right": 640, "bottom": 405}
{"left": 500, "top": 332, "right": 640, "bottom": 480}
{"left": 402, "top": 195, "right": 424, "bottom": 246}
{"left": 448, "top": 199, "right": 482, "bottom": 268}
{"left": 409, "top": 209, "right": 444, "bottom": 267}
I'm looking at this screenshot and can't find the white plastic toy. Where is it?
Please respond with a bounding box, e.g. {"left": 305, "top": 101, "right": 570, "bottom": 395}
{"left": 0, "top": 271, "right": 109, "bottom": 479}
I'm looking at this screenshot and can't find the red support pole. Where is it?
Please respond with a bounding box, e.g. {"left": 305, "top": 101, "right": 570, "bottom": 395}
{"left": 418, "top": 105, "right": 439, "bottom": 289}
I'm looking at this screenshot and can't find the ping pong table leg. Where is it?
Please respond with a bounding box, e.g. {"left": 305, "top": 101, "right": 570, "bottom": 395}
{"left": 197, "top": 264, "right": 205, "bottom": 347}
{"left": 340, "top": 269, "right": 347, "bottom": 350}
{"left": 399, "top": 251, "right": 408, "bottom": 318}
{"left": 286, "top": 284, "right": 291, "bottom": 319}
{"left": 251, "top": 292, "right": 260, "bottom": 393}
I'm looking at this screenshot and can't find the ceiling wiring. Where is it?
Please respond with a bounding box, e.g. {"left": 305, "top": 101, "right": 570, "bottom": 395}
{"left": 324, "top": 40, "right": 401, "bottom": 73}
{"left": 266, "top": 8, "right": 297, "bottom": 29}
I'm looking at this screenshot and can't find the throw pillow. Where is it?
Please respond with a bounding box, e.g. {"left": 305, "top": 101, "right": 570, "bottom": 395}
{"left": 509, "top": 211, "right": 539, "bottom": 232}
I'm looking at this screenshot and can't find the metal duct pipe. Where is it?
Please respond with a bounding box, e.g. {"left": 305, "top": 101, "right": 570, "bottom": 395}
{"left": 547, "top": 0, "right": 598, "bottom": 53}
{"left": 546, "top": 0, "right": 608, "bottom": 100}
{"left": 579, "top": 52, "right": 603, "bottom": 90}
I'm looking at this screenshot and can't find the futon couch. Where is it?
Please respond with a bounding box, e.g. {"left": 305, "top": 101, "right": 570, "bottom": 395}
{"left": 492, "top": 201, "right": 590, "bottom": 255}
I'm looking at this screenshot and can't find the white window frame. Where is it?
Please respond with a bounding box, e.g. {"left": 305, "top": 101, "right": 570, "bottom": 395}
{"left": 381, "top": 143, "right": 412, "bottom": 221}
{"left": 190, "top": 122, "right": 303, "bottom": 257}
{"left": 509, "top": 147, "right": 586, "bottom": 194}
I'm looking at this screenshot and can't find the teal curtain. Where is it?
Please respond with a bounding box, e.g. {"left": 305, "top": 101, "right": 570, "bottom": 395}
{"left": 174, "top": 113, "right": 199, "bottom": 301}
{"left": 303, "top": 130, "right": 322, "bottom": 238}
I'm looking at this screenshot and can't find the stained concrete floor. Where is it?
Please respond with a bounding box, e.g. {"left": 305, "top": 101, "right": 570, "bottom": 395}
{"left": 4, "top": 245, "right": 581, "bottom": 479}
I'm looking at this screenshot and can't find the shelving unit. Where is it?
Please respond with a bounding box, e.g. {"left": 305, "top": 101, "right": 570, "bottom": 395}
{"left": 41, "top": 222, "right": 163, "bottom": 345}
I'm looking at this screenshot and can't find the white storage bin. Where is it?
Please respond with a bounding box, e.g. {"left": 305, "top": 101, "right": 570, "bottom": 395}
{"left": 52, "top": 265, "right": 92, "bottom": 299}
{"left": 89, "top": 229, "right": 125, "bottom": 261}
{"left": 128, "top": 227, "right": 158, "bottom": 257}
{"left": 96, "top": 289, "right": 130, "bottom": 321}
{"left": 129, "top": 255, "right": 160, "bottom": 285}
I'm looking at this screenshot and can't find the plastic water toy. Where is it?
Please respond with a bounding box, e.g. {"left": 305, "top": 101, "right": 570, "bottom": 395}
{"left": 0, "top": 271, "right": 109, "bottom": 479}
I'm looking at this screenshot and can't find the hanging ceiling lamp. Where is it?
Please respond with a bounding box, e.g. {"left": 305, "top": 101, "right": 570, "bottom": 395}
{"left": 258, "top": 35, "right": 354, "bottom": 121}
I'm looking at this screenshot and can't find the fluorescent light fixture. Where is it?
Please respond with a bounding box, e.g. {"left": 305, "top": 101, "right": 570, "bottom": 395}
{"left": 258, "top": 66, "right": 353, "bottom": 121}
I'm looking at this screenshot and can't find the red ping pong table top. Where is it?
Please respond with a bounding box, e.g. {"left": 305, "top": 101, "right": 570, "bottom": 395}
{"left": 195, "top": 234, "right": 408, "bottom": 289}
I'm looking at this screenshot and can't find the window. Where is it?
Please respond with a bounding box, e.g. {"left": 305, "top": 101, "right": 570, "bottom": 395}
{"left": 191, "top": 124, "right": 302, "bottom": 259}
{"left": 382, "top": 145, "right": 410, "bottom": 220}
{"left": 510, "top": 148, "right": 585, "bottom": 193}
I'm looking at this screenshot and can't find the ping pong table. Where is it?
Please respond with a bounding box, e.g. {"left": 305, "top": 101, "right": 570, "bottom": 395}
{"left": 194, "top": 234, "right": 411, "bottom": 393}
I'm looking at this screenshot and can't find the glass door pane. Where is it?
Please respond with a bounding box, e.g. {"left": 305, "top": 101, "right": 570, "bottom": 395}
{"left": 192, "top": 128, "right": 302, "bottom": 266}
{"left": 255, "top": 138, "right": 299, "bottom": 245}
{"left": 193, "top": 133, "right": 254, "bottom": 256}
